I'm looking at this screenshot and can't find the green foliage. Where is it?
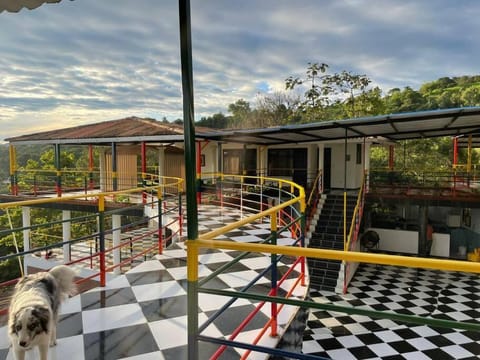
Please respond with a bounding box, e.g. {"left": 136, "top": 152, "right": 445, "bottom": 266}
{"left": 196, "top": 112, "right": 231, "bottom": 129}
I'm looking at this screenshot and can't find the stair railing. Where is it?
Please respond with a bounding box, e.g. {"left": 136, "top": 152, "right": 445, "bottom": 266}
{"left": 305, "top": 170, "right": 322, "bottom": 233}
{"left": 343, "top": 171, "right": 367, "bottom": 293}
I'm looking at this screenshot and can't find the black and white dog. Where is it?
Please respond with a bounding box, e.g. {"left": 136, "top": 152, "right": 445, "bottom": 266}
{"left": 8, "top": 265, "right": 76, "bottom": 360}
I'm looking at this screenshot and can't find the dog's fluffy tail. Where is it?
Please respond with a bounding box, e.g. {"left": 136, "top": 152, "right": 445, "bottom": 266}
{"left": 49, "top": 265, "right": 77, "bottom": 297}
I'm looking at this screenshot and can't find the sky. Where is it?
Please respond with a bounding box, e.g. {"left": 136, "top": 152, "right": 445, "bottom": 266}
{"left": 1, "top": 0, "right": 480, "bottom": 141}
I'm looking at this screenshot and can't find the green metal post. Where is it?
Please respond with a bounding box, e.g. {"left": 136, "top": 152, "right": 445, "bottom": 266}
{"left": 270, "top": 212, "right": 278, "bottom": 336}
{"left": 179, "top": 0, "right": 198, "bottom": 359}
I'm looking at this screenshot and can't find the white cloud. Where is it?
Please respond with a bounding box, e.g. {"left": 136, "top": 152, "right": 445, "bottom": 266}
{"left": 1, "top": 0, "right": 480, "bottom": 140}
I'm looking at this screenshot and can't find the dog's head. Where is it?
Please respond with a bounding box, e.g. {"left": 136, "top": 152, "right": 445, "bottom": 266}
{"left": 10, "top": 306, "right": 50, "bottom": 349}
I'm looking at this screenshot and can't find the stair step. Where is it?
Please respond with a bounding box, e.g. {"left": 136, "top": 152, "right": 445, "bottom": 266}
{"left": 306, "top": 193, "right": 358, "bottom": 294}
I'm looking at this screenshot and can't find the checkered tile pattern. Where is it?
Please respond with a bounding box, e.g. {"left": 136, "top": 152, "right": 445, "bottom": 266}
{"left": 2, "top": 204, "right": 480, "bottom": 359}
{"left": 0, "top": 205, "right": 302, "bottom": 360}
{"left": 303, "top": 263, "right": 480, "bottom": 359}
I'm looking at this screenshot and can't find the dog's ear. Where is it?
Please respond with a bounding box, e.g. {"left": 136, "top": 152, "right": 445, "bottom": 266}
{"left": 32, "top": 306, "right": 50, "bottom": 332}
{"left": 10, "top": 312, "right": 21, "bottom": 334}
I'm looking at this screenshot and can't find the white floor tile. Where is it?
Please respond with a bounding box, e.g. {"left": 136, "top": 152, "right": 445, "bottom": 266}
{"left": 131, "top": 280, "right": 186, "bottom": 302}
{"left": 83, "top": 303, "right": 146, "bottom": 333}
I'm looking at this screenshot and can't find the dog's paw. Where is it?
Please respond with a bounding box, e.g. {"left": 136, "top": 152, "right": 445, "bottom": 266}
{"left": 50, "top": 340, "right": 57, "bottom": 347}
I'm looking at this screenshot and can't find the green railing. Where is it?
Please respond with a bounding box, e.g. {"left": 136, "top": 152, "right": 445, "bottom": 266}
{"left": 0, "top": 175, "right": 183, "bottom": 312}
{"left": 186, "top": 174, "right": 480, "bottom": 359}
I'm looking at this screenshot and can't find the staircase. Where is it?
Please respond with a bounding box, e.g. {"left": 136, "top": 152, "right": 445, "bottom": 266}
{"left": 307, "top": 193, "right": 357, "bottom": 292}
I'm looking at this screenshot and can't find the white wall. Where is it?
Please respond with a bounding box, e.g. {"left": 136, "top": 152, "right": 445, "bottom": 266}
{"left": 200, "top": 141, "right": 218, "bottom": 175}
{"left": 370, "top": 227, "right": 450, "bottom": 257}
{"left": 330, "top": 142, "right": 364, "bottom": 189}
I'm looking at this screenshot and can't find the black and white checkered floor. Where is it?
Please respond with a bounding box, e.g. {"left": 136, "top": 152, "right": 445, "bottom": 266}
{"left": 1, "top": 204, "right": 480, "bottom": 359}
{"left": 0, "top": 205, "right": 304, "bottom": 360}
{"left": 303, "top": 264, "right": 480, "bottom": 359}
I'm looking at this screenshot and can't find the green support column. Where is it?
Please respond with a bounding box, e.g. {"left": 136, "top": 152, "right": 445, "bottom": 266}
{"left": 179, "top": 0, "right": 199, "bottom": 359}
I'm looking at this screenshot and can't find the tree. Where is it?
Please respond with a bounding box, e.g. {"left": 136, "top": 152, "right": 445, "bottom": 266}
{"left": 285, "top": 62, "right": 376, "bottom": 122}
{"left": 285, "top": 62, "right": 332, "bottom": 122}
{"left": 461, "top": 86, "right": 480, "bottom": 106}
{"left": 326, "top": 70, "right": 372, "bottom": 118}
{"left": 255, "top": 91, "right": 300, "bottom": 127}
{"left": 196, "top": 113, "right": 230, "bottom": 129}
{"left": 228, "top": 99, "right": 253, "bottom": 128}
{"left": 384, "top": 86, "right": 426, "bottom": 113}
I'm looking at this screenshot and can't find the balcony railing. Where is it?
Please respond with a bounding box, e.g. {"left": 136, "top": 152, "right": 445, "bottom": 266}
{"left": 368, "top": 170, "right": 480, "bottom": 199}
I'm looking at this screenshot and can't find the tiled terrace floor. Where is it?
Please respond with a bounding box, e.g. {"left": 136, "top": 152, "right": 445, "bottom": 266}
{"left": 1, "top": 204, "right": 480, "bottom": 359}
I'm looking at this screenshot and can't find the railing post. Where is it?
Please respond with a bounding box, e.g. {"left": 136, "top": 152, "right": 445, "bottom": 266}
{"left": 240, "top": 175, "right": 244, "bottom": 215}
{"left": 178, "top": 186, "right": 183, "bottom": 238}
{"left": 158, "top": 188, "right": 163, "bottom": 254}
{"left": 9, "top": 144, "right": 18, "bottom": 196}
{"left": 62, "top": 210, "right": 71, "bottom": 263}
{"left": 300, "top": 195, "right": 306, "bottom": 287}
{"left": 98, "top": 195, "right": 106, "bottom": 287}
{"left": 270, "top": 212, "right": 278, "bottom": 337}
{"left": 216, "top": 175, "right": 222, "bottom": 207}
{"left": 112, "top": 214, "right": 121, "bottom": 275}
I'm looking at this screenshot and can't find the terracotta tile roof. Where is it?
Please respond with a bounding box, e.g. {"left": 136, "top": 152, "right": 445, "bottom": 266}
{"left": 6, "top": 117, "right": 212, "bottom": 143}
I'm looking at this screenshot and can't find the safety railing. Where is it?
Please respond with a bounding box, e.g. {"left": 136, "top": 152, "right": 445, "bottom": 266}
{"left": 10, "top": 168, "right": 174, "bottom": 196}
{"left": 343, "top": 171, "right": 367, "bottom": 293}
{"left": 368, "top": 169, "right": 480, "bottom": 199}
{"left": 0, "top": 175, "right": 183, "bottom": 314}
{"left": 305, "top": 170, "right": 322, "bottom": 234}
{"left": 189, "top": 234, "right": 480, "bottom": 359}
{"left": 186, "top": 174, "right": 307, "bottom": 359}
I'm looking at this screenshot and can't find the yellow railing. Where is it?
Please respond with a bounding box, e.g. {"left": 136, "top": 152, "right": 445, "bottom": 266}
{"left": 0, "top": 175, "right": 184, "bottom": 305}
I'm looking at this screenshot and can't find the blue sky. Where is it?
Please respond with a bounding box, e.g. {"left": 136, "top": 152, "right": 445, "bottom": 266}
{"left": 1, "top": 0, "right": 480, "bottom": 140}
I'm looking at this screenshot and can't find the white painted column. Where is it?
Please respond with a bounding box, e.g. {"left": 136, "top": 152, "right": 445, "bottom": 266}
{"left": 112, "top": 214, "right": 122, "bottom": 275}
{"left": 22, "top": 207, "right": 31, "bottom": 274}
{"left": 158, "top": 147, "right": 165, "bottom": 179}
{"left": 62, "top": 210, "right": 71, "bottom": 263}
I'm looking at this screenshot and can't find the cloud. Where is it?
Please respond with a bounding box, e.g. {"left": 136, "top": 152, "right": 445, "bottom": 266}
{"left": 1, "top": 0, "right": 480, "bottom": 140}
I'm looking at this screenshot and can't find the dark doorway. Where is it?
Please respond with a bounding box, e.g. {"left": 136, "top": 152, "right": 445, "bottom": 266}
{"left": 268, "top": 148, "right": 308, "bottom": 188}
{"left": 323, "top": 148, "right": 331, "bottom": 191}
{"left": 292, "top": 148, "right": 308, "bottom": 188}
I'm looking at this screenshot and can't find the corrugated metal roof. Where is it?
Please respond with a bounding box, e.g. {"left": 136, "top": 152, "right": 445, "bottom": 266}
{"left": 205, "top": 107, "right": 480, "bottom": 146}
{"left": 6, "top": 117, "right": 213, "bottom": 145}
{"left": 6, "top": 107, "right": 480, "bottom": 146}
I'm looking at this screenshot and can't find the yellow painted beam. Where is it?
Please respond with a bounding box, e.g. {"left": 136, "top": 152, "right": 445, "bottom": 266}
{"left": 188, "top": 239, "right": 480, "bottom": 274}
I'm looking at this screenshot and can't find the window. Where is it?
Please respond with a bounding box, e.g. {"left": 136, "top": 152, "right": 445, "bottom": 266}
{"left": 356, "top": 144, "right": 362, "bottom": 164}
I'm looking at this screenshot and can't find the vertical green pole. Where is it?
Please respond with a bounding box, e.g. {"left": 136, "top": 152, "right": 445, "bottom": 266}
{"left": 270, "top": 212, "right": 278, "bottom": 336}
{"left": 300, "top": 194, "right": 306, "bottom": 286}
{"left": 179, "top": 1, "right": 198, "bottom": 359}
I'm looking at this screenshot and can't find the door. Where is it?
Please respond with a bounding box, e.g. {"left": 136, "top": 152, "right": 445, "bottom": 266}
{"left": 323, "top": 148, "right": 331, "bottom": 191}
{"left": 292, "top": 148, "right": 308, "bottom": 188}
